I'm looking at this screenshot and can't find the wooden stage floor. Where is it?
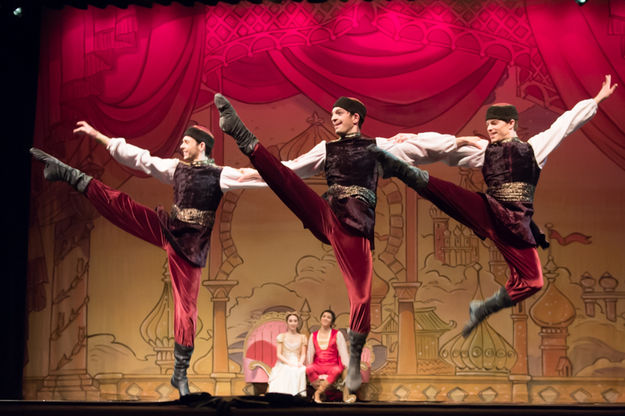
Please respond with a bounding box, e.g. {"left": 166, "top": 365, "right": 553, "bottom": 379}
{"left": 2, "top": 395, "right": 625, "bottom": 416}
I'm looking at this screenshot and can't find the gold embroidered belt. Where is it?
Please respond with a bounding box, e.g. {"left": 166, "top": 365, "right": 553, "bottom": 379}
{"left": 324, "top": 184, "right": 377, "bottom": 208}
{"left": 486, "top": 182, "right": 535, "bottom": 203}
{"left": 171, "top": 204, "right": 216, "bottom": 227}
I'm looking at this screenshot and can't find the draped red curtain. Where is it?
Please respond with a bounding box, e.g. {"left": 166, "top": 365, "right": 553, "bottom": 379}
{"left": 526, "top": 0, "right": 625, "bottom": 170}
{"left": 209, "top": 9, "right": 508, "bottom": 138}
{"left": 33, "top": 3, "right": 206, "bottom": 177}
{"left": 32, "top": 0, "right": 624, "bottom": 180}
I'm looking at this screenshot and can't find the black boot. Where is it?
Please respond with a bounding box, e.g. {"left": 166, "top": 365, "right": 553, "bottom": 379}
{"left": 367, "top": 145, "right": 429, "bottom": 190}
{"left": 30, "top": 148, "right": 92, "bottom": 193}
{"left": 346, "top": 330, "right": 367, "bottom": 393}
{"left": 462, "top": 287, "right": 514, "bottom": 338}
{"left": 171, "top": 342, "right": 194, "bottom": 397}
{"left": 213, "top": 93, "right": 258, "bottom": 155}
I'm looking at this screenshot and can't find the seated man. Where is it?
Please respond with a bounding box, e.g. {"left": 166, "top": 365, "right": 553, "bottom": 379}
{"left": 306, "top": 310, "right": 355, "bottom": 403}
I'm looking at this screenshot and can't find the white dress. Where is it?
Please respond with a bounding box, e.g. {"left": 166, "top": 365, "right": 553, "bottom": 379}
{"left": 267, "top": 333, "right": 307, "bottom": 396}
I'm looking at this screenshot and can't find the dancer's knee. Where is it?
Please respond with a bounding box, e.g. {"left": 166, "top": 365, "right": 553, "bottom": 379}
{"left": 527, "top": 281, "right": 543, "bottom": 297}
{"left": 507, "top": 279, "right": 543, "bottom": 303}
{"left": 526, "top": 273, "right": 544, "bottom": 294}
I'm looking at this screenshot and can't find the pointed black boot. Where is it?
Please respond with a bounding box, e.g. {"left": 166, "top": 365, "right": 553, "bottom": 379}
{"left": 462, "top": 287, "right": 514, "bottom": 338}
{"left": 346, "top": 330, "right": 367, "bottom": 393}
{"left": 367, "top": 144, "right": 429, "bottom": 190}
{"left": 213, "top": 93, "right": 258, "bottom": 155}
{"left": 30, "top": 148, "right": 92, "bottom": 192}
{"left": 171, "top": 342, "right": 194, "bottom": 397}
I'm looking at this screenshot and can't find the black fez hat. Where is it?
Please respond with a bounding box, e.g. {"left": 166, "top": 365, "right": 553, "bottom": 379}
{"left": 334, "top": 96, "right": 367, "bottom": 125}
{"left": 184, "top": 125, "right": 215, "bottom": 151}
{"left": 485, "top": 104, "right": 519, "bottom": 122}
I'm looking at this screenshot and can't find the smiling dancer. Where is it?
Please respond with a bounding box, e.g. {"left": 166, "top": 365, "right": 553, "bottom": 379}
{"left": 214, "top": 94, "right": 373, "bottom": 394}
{"left": 369, "top": 75, "right": 617, "bottom": 337}
{"left": 31, "top": 121, "right": 265, "bottom": 397}
{"left": 213, "top": 93, "right": 482, "bottom": 394}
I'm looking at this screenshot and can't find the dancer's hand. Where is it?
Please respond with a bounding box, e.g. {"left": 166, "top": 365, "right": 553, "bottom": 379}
{"left": 74, "top": 121, "right": 111, "bottom": 146}
{"left": 387, "top": 133, "right": 416, "bottom": 143}
{"left": 593, "top": 74, "right": 618, "bottom": 104}
{"left": 456, "top": 136, "right": 485, "bottom": 149}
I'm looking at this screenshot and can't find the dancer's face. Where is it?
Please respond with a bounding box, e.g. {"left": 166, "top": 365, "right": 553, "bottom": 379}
{"left": 320, "top": 312, "right": 334, "bottom": 329}
{"left": 486, "top": 119, "right": 515, "bottom": 143}
{"left": 331, "top": 107, "right": 360, "bottom": 137}
{"left": 287, "top": 315, "right": 299, "bottom": 331}
{"left": 180, "top": 136, "right": 205, "bottom": 162}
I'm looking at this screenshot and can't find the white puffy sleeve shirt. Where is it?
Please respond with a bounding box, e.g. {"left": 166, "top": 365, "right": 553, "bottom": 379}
{"left": 106, "top": 138, "right": 270, "bottom": 191}
{"left": 375, "top": 98, "right": 598, "bottom": 170}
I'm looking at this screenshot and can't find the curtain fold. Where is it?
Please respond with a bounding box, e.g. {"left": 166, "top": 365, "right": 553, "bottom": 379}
{"left": 526, "top": 0, "right": 625, "bottom": 170}
{"left": 33, "top": 1, "right": 624, "bottom": 179}
{"left": 34, "top": 4, "right": 206, "bottom": 177}
{"left": 219, "top": 23, "right": 508, "bottom": 138}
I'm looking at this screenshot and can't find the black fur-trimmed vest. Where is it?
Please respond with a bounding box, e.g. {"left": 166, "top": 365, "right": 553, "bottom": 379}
{"left": 480, "top": 137, "right": 547, "bottom": 248}
{"left": 157, "top": 160, "right": 224, "bottom": 267}
{"left": 323, "top": 136, "right": 379, "bottom": 248}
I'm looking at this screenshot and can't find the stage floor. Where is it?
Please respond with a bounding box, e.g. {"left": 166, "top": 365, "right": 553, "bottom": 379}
{"left": 2, "top": 396, "right": 625, "bottom": 416}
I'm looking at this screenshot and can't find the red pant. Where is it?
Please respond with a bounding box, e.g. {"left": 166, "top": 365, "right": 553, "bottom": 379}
{"left": 250, "top": 144, "right": 372, "bottom": 334}
{"left": 306, "top": 363, "right": 344, "bottom": 385}
{"left": 420, "top": 176, "right": 544, "bottom": 303}
{"left": 85, "top": 179, "right": 201, "bottom": 347}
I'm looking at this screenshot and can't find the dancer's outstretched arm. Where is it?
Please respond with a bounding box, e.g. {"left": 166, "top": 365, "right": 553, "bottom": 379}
{"left": 74, "top": 120, "right": 111, "bottom": 146}
{"left": 73, "top": 121, "right": 178, "bottom": 184}
{"left": 529, "top": 75, "right": 617, "bottom": 168}
{"left": 221, "top": 140, "right": 328, "bottom": 188}
{"left": 280, "top": 141, "right": 327, "bottom": 178}
{"left": 376, "top": 132, "right": 486, "bottom": 168}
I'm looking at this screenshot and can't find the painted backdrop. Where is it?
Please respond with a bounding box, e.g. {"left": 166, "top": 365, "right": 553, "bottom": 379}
{"left": 25, "top": 0, "right": 625, "bottom": 403}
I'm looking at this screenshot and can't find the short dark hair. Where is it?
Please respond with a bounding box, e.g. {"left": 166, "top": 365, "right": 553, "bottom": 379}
{"left": 319, "top": 309, "right": 336, "bottom": 326}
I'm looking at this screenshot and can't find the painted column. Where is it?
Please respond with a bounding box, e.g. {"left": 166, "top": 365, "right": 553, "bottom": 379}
{"left": 203, "top": 280, "right": 238, "bottom": 395}
{"left": 509, "top": 301, "right": 531, "bottom": 402}
{"left": 391, "top": 282, "right": 421, "bottom": 375}
{"left": 38, "top": 216, "right": 98, "bottom": 400}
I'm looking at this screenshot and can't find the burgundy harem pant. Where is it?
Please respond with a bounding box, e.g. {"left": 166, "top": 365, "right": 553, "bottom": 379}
{"left": 250, "top": 144, "right": 372, "bottom": 334}
{"left": 420, "top": 176, "right": 544, "bottom": 303}
{"left": 85, "top": 179, "right": 200, "bottom": 347}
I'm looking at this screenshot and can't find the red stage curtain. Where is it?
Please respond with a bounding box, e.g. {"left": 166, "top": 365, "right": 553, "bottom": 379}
{"left": 215, "top": 15, "right": 508, "bottom": 138}
{"left": 526, "top": 0, "right": 625, "bottom": 170}
{"left": 34, "top": 3, "right": 206, "bottom": 176}
{"left": 32, "top": 1, "right": 624, "bottom": 178}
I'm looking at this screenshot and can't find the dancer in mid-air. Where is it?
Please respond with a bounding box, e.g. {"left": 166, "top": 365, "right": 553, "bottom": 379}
{"left": 213, "top": 93, "right": 482, "bottom": 394}
{"left": 369, "top": 75, "right": 617, "bottom": 337}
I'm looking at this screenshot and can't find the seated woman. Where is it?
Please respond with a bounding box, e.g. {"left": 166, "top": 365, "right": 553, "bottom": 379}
{"left": 306, "top": 309, "right": 355, "bottom": 403}
{"left": 267, "top": 312, "right": 307, "bottom": 396}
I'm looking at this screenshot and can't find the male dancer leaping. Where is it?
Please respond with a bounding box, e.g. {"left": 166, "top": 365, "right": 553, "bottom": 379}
{"left": 215, "top": 95, "right": 373, "bottom": 394}
{"left": 213, "top": 94, "right": 481, "bottom": 394}
{"left": 31, "top": 122, "right": 265, "bottom": 396}
{"left": 369, "top": 75, "right": 617, "bottom": 337}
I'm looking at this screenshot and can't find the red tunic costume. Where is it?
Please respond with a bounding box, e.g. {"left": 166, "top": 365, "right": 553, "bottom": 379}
{"left": 306, "top": 329, "right": 346, "bottom": 385}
